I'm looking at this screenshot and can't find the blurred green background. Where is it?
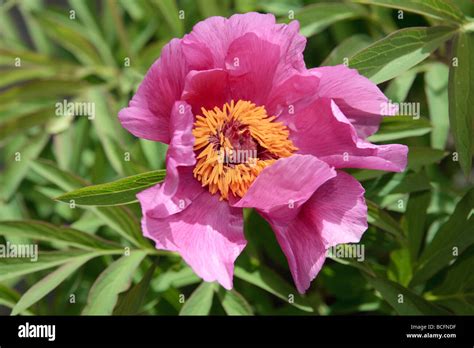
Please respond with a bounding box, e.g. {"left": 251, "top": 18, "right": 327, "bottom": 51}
{"left": 0, "top": 0, "right": 473, "bottom": 316}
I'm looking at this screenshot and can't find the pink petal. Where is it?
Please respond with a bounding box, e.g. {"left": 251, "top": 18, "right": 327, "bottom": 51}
{"left": 292, "top": 98, "right": 408, "bottom": 172}
{"left": 265, "top": 71, "right": 320, "bottom": 124}
{"left": 306, "top": 171, "right": 367, "bottom": 248}
{"left": 232, "top": 155, "right": 336, "bottom": 222}
{"left": 311, "top": 65, "right": 397, "bottom": 138}
{"left": 142, "top": 190, "right": 246, "bottom": 290}
{"left": 119, "top": 38, "right": 208, "bottom": 144}
{"left": 182, "top": 13, "right": 306, "bottom": 80}
{"left": 224, "top": 32, "right": 280, "bottom": 105}
{"left": 182, "top": 69, "right": 230, "bottom": 116}
{"left": 268, "top": 212, "right": 327, "bottom": 294}
{"left": 137, "top": 102, "right": 203, "bottom": 219}
{"left": 263, "top": 171, "right": 368, "bottom": 293}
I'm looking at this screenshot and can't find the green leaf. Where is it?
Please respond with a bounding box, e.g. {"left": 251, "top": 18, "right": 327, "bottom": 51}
{"left": 114, "top": 264, "right": 156, "bottom": 315}
{"left": 353, "top": 0, "right": 466, "bottom": 24}
{"left": 179, "top": 282, "right": 216, "bottom": 315}
{"left": 0, "top": 133, "right": 48, "bottom": 201}
{"left": 350, "top": 26, "right": 456, "bottom": 83}
{"left": 196, "top": 0, "right": 226, "bottom": 17}
{"left": 11, "top": 255, "right": 93, "bottom": 315}
{"left": 36, "top": 11, "right": 102, "bottom": 66}
{"left": 0, "top": 80, "right": 89, "bottom": 107}
{"left": 152, "top": 266, "right": 201, "bottom": 292}
{"left": 82, "top": 251, "right": 147, "bottom": 315}
{"left": 68, "top": 0, "right": 116, "bottom": 66}
{"left": 448, "top": 31, "right": 474, "bottom": 177}
{"left": 153, "top": 0, "right": 184, "bottom": 37}
{"left": 0, "top": 107, "right": 55, "bottom": 141}
{"left": 290, "top": 3, "right": 368, "bottom": 37}
{"left": 384, "top": 70, "right": 417, "bottom": 102}
{"left": 404, "top": 189, "right": 431, "bottom": 263}
{"left": 322, "top": 34, "right": 373, "bottom": 66}
{"left": 388, "top": 248, "right": 412, "bottom": 287}
{"left": 30, "top": 159, "right": 144, "bottom": 247}
{"left": 0, "top": 285, "right": 32, "bottom": 315}
{"left": 366, "top": 275, "right": 450, "bottom": 315}
{"left": 368, "top": 116, "right": 431, "bottom": 142}
{"left": 407, "top": 146, "right": 448, "bottom": 171}
{"left": 411, "top": 188, "right": 474, "bottom": 286}
{"left": 55, "top": 170, "right": 165, "bottom": 206}
{"left": 427, "top": 249, "right": 474, "bottom": 314}
{"left": 393, "top": 172, "right": 432, "bottom": 195}
{"left": 0, "top": 220, "right": 119, "bottom": 250}
{"left": 425, "top": 63, "right": 450, "bottom": 150}
{"left": 367, "top": 200, "right": 405, "bottom": 240}
{"left": 0, "top": 250, "right": 96, "bottom": 282}
{"left": 217, "top": 288, "right": 253, "bottom": 315}
{"left": 234, "top": 266, "right": 313, "bottom": 312}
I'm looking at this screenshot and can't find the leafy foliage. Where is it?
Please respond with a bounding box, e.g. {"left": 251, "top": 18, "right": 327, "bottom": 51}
{"left": 0, "top": 0, "right": 472, "bottom": 316}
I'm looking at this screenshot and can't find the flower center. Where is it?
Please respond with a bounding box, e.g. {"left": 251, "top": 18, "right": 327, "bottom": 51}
{"left": 192, "top": 100, "right": 297, "bottom": 200}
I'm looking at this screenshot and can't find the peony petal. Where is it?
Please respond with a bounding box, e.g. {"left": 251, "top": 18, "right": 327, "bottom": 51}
{"left": 137, "top": 102, "right": 203, "bottom": 219}
{"left": 305, "top": 171, "right": 367, "bottom": 248}
{"left": 262, "top": 171, "right": 368, "bottom": 293}
{"left": 232, "top": 154, "right": 336, "bottom": 222}
{"left": 225, "top": 32, "right": 280, "bottom": 105}
{"left": 119, "top": 39, "right": 189, "bottom": 143}
{"left": 311, "top": 65, "right": 398, "bottom": 138}
{"left": 182, "top": 13, "right": 306, "bottom": 80}
{"left": 292, "top": 98, "right": 408, "bottom": 172}
{"left": 182, "top": 69, "right": 230, "bottom": 116}
{"left": 142, "top": 190, "right": 246, "bottom": 290}
{"left": 265, "top": 71, "right": 320, "bottom": 124}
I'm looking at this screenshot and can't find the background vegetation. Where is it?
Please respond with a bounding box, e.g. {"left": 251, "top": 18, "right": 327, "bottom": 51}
{"left": 0, "top": 0, "right": 473, "bottom": 315}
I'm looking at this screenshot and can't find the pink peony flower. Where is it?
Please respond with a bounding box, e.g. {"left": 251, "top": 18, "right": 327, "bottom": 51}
{"left": 119, "top": 13, "right": 408, "bottom": 293}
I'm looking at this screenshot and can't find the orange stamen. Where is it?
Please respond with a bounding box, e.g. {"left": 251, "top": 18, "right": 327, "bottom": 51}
{"left": 192, "top": 100, "right": 297, "bottom": 200}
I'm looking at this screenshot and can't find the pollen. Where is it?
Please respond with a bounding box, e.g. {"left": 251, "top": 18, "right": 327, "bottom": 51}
{"left": 192, "top": 100, "right": 297, "bottom": 200}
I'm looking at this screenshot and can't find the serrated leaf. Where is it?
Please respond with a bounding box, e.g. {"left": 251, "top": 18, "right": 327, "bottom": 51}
{"left": 179, "top": 282, "right": 216, "bottom": 315}
{"left": 448, "top": 31, "right": 474, "bottom": 177}
{"left": 82, "top": 251, "right": 147, "bottom": 315}
{"left": 55, "top": 170, "right": 165, "bottom": 206}
{"left": 350, "top": 26, "right": 455, "bottom": 83}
